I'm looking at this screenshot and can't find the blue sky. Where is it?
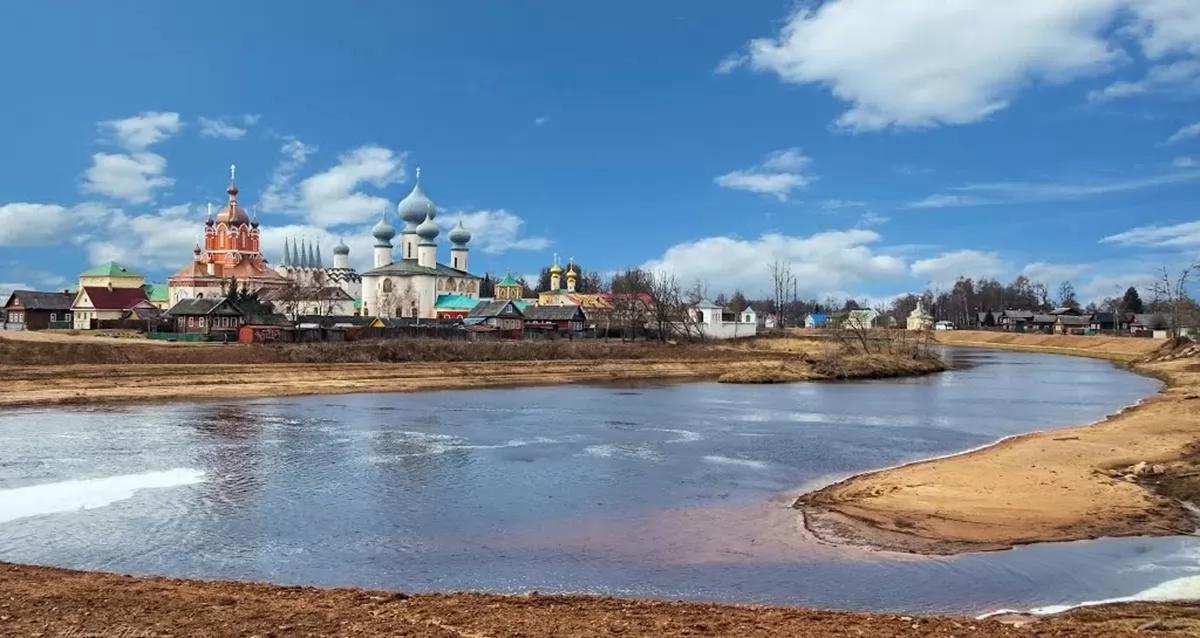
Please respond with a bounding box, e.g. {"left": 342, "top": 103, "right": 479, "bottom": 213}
{"left": 1, "top": 0, "right": 1198, "bottom": 304}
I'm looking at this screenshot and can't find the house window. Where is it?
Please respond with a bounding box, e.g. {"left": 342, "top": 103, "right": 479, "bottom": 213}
{"left": 198, "top": 317, "right": 206, "bottom": 328}
{"left": 50, "top": 313, "right": 56, "bottom": 322}
{"left": 188, "top": 317, "right": 195, "bottom": 327}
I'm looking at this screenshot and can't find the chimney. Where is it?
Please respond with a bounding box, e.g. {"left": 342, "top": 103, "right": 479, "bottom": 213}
{"left": 107, "top": 283, "right": 112, "bottom": 292}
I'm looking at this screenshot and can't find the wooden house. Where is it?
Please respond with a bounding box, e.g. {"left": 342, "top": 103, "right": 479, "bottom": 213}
{"left": 2, "top": 290, "right": 75, "bottom": 331}
{"left": 523, "top": 304, "right": 587, "bottom": 337}
{"left": 164, "top": 298, "right": 244, "bottom": 338}
{"left": 1090, "top": 312, "right": 1131, "bottom": 333}
{"left": 72, "top": 286, "right": 155, "bottom": 329}
{"left": 1054, "top": 314, "right": 1090, "bottom": 335}
{"left": 466, "top": 300, "right": 524, "bottom": 339}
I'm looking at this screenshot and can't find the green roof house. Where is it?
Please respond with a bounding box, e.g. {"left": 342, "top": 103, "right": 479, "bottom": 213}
{"left": 79, "top": 262, "right": 145, "bottom": 290}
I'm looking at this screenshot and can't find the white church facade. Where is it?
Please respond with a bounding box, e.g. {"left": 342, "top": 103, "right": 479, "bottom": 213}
{"left": 360, "top": 169, "right": 482, "bottom": 319}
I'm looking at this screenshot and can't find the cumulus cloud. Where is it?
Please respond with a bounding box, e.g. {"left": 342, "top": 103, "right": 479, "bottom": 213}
{"left": 84, "top": 112, "right": 182, "bottom": 204}
{"left": 0, "top": 203, "right": 75, "bottom": 246}
{"left": 1101, "top": 220, "right": 1200, "bottom": 247}
{"left": 910, "top": 249, "right": 1005, "bottom": 288}
{"left": 534, "top": 116, "right": 549, "bottom": 126}
{"left": 299, "top": 145, "right": 406, "bottom": 227}
{"left": 197, "top": 114, "right": 261, "bottom": 140}
{"left": 640, "top": 229, "right": 907, "bottom": 297}
{"left": 442, "top": 210, "right": 551, "bottom": 255}
{"left": 82, "top": 203, "right": 201, "bottom": 270}
{"left": 714, "top": 148, "right": 815, "bottom": 201}
{"left": 729, "top": 0, "right": 1123, "bottom": 131}
{"left": 81, "top": 152, "right": 174, "bottom": 204}
{"left": 1174, "top": 157, "right": 1200, "bottom": 168}
{"left": 98, "top": 112, "right": 183, "bottom": 150}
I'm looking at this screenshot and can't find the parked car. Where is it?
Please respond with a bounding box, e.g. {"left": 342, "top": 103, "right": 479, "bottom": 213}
{"left": 934, "top": 321, "right": 955, "bottom": 331}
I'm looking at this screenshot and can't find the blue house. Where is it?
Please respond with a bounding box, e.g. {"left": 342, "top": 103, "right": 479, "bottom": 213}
{"left": 805, "top": 313, "right": 828, "bottom": 328}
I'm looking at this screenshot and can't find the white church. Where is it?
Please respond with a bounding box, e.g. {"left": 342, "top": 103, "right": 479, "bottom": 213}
{"left": 359, "top": 169, "right": 482, "bottom": 319}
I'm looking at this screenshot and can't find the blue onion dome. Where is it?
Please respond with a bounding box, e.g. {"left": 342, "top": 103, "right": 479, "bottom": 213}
{"left": 448, "top": 219, "right": 472, "bottom": 245}
{"left": 416, "top": 212, "right": 440, "bottom": 242}
{"left": 333, "top": 237, "right": 350, "bottom": 256}
{"left": 372, "top": 214, "right": 396, "bottom": 243}
{"left": 397, "top": 168, "right": 437, "bottom": 226}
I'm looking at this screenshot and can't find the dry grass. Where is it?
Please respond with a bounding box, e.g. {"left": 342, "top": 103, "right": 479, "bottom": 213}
{"left": 931, "top": 330, "right": 1164, "bottom": 361}
{"left": 717, "top": 361, "right": 815, "bottom": 384}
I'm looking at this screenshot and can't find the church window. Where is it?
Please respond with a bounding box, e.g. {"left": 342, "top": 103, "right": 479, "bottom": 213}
{"left": 407, "top": 244, "right": 412, "bottom": 259}
{"left": 453, "top": 257, "right": 458, "bottom": 268}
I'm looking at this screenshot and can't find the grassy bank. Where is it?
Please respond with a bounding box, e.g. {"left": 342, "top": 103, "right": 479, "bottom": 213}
{"left": 3, "top": 562, "right": 1198, "bottom": 637}
{"left": 0, "top": 332, "right": 947, "bottom": 408}
{"left": 796, "top": 332, "right": 1200, "bottom": 555}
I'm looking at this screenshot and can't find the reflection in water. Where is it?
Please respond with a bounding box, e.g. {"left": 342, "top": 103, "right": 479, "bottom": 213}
{"left": 189, "top": 405, "right": 266, "bottom": 515}
{"left": 0, "top": 349, "right": 1186, "bottom": 614}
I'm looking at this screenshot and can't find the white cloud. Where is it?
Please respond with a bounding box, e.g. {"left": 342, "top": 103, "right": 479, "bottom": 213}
{"left": 1101, "top": 220, "right": 1200, "bottom": 247}
{"left": 81, "top": 152, "right": 173, "bottom": 204}
{"left": 905, "top": 194, "right": 988, "bottom": 209}
{"left": 1167, "top": 122, "right": 1200, "bottom": 144}
{"left": 1125, "top": 0, "right": 1200, "bottom": 59}
{"left": 1089, "top": 59, "right": 1200, "bottom": 101}
{"left": 907, "top": 170, "right": 1200, "bottom": 208}
{"left": 732, "top": 0, "right": 1123, "bottom": 131}
{"left": 259, "top": 137, "right": 318, "bottom": 214}
{"left": 1078, "top": 273, "right": 1160, "bottom": 302}
{"left": 715, "top": 148, "right": 814, "bottom": 201}
{"left": 1174, "top": 157, "right": 1199, "bottom": 168}
{"left": 299, "top": 145, "right": 405, "bottom": 227}
{"left": 197, "top": 114, "right": 260, "bottom": 140}
{"left": 1020, "top": 261, "right": 1088, "bottom": 285}
{"left": 442, "top": 210, "right": 551, "bottom": 255}
{"left": 640, "top": 229, "right": 907, "bottom": 297}
{"left": 82, "top": 203, "right": 201, "bottom": 270}
{"left": 98, "top": 112, "right": 183, "bottom": 150}
{"left": 910, "top": 249, "right": 1005, "bottom": 288}
{"left": 0, "top": 203, "right": 75, "bottom": 246}
{"left": 856, "top": 211, "right": 890, "bottom": 227}
{"left": 820, "top": 199, "right": 867, "bottom": 209}
{"left": 534, "top": 116, "right": 549, "bottom": 126}
{"left": 714, "top": 53, "right": 747, "bottom": 75}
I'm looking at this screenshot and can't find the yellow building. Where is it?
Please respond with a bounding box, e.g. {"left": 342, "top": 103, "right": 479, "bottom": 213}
{"left": 78, "top": 262, "right": 145, "bottom": 290}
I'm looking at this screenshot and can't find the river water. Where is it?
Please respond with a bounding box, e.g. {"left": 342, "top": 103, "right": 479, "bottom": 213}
{"left": 1, "top": 348, "right": 1197, "bottom": 615}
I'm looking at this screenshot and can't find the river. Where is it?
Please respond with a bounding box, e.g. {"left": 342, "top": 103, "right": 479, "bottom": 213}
{"left": 1, "top": 348, "right": 1196, "bottom": 615}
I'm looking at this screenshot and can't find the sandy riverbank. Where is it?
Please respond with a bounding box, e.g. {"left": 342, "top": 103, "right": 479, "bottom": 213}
{"left": 0, "top": 332, "right": 943, "bottom": 408}
{"left": 797, "top": 330, "right": 1200, "bottom": 554}
{"left": 2, "top": 562, "right": 1198, "bottom": 637}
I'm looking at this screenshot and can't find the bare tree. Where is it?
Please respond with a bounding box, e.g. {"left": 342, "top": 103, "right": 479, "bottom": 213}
{"left": 770, "top": 260, "right": 795, "bottom": 329}
{"left": 1150, "top": 262, "right": 1199, "bottom": 338}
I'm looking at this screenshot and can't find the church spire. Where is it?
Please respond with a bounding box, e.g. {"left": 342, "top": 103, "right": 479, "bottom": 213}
{"left": 315, "top": 240, "right": 323, "bottom": 269}
{"left": 282, "top": 237, "right": 293, "bottom": 267}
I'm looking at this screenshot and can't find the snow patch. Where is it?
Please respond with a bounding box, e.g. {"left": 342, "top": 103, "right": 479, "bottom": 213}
{"left": 0, "top": 468, "right": 206, "bottom": 524}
